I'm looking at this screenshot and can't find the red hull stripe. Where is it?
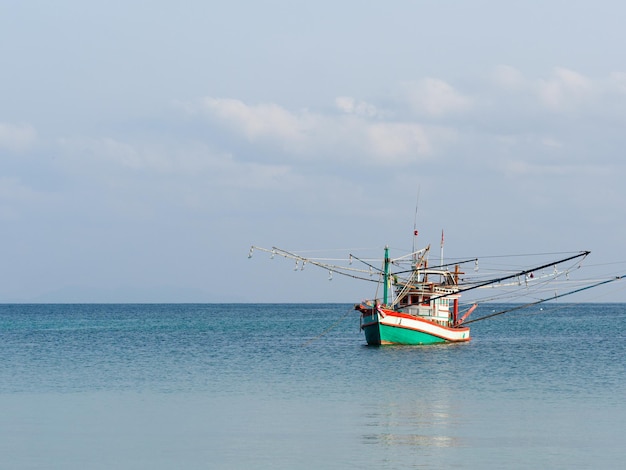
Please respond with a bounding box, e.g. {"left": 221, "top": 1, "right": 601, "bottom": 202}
{"left": 378, "top": 308, "right": 470, "bottom": 333}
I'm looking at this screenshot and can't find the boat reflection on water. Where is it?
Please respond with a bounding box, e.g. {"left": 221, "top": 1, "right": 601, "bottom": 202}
{"left": 363, "top": 430, "right": 461, "bottom": 448}
{"left": 361, "top": 399, "right": 465, "bottom": 449}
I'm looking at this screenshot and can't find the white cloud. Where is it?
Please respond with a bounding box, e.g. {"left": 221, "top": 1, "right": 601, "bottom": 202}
{"left": 366, "top": 122, "right": 433, "bottom": 160}
{"left": 536, "top": 67, "right": 593, "bottom": 111}
{"left": 193, "top": 96, "right": 454, "bottom": 165}
{"left": 0, "top": 122, "right": 37, "bottom": 152}
{"left": 335, "top": 96, "right": 379, "bottom": 117}
{"left": 201, "top": 98, "right": 311, "bottom": 147}
{"left": 403, "top": 78, "right": 473, "bottom": 117}
{"left": 52, "top": 68, "right": 626, "bottom": 223}
{"left": 490, "top": 66, "right": 626, "bottom": 116}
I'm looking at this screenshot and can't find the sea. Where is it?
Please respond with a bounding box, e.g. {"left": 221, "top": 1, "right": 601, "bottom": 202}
{"left": 1, "top": 303, "right": 625, "bottom": 469}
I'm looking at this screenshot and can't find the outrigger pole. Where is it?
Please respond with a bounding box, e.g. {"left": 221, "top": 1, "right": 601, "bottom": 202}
{"left": 426, "top": 250, "right": 591, "bottom": 304}
{"left": 461, "top": 273, "right": 626, "bottom": 325}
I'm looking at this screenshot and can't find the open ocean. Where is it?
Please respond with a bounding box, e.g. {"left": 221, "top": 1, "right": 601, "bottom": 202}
{"left": 1, "top": 303, "right": 625, "bottom": 469}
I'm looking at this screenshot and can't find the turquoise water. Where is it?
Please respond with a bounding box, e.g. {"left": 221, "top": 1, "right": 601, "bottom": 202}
{"left": 1, "top": 303, "right": 625, "bottom": 469}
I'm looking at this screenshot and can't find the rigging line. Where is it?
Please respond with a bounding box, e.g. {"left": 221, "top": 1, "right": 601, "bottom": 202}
{"left": 268, "top": 247, "right": 375, "bottom": 275}
{"left": 258, "top": 246, "right": 383, "bottom": 283}
{"left": 275, "top": 247, "right": 375, "bottom": 254}
{"left": 390, "top": 247, "right": 429, "bottom": 262}
{"left": 326, "top": 271, "right": 383, "bottom": 283}
{"left": 463, "top": 250, "right": 586, "bottom": 260}
{"left": 391, "top": 257, "right": 478, "bottom": 275}
{"left": 391, "top": 249, "right": 431, "bottom": 306}
{"left": 465, "top": 274, "right": 599, "bottom": 303}
{"left": 479, "top": 264, "right": 578, "bottom": 289}
{"left": 426, "top": 250, "right": 590, "bottom": 303}
{"left": 460, "top": 273, "right": 626, "bottom": 325}
{"left": 251, "top": 245, "right": 358, "bottom": 262}
{"left": 349, "top": 253, "right": 383, "bottom": 275}
{"left": 584, "top": 260, "right": 626, "bottom": 267}
{"left": 510, "top": 281, "right": 626, "bottom": 318}
{"left": 462, "top": 257, "right": 585, "bottom": 286}
{"left": 301, "top": 306, "right": 357, "bottom": 347}
{"left": 462, "top": 271, "right": 586, "bottom": 303}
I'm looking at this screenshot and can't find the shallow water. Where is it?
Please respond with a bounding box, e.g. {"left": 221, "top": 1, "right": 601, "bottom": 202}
{"left": 1, "top": 303, "right": 625, "bottom": 468}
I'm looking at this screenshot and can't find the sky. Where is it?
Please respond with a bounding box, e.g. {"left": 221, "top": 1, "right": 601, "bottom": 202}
{"left": 1, "top": 0, "right": 626, "bottom": 302}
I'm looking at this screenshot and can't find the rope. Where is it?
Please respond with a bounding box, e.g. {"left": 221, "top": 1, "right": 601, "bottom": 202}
{"left": 462, "top": 274, "right": 626, "bottom": 325}
{"left": 301, "top": 306, "right": 357, "bottom": 347}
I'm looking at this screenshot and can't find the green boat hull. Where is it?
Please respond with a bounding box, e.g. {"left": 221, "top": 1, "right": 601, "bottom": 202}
{"left": 363, "top": 322, "right": 447, "bottom": 346}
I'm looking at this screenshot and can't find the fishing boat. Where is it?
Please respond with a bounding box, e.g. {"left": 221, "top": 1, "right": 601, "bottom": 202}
{"left": 249, "top": 239, "right": 623, "bottom": 346}
{"left": 355, "top": 245, "right": 471, "bottom": 345}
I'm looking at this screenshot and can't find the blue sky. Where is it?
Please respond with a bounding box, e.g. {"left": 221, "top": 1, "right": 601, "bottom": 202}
{"left": 1, "top": 0, "right": 626, "bottom": 302}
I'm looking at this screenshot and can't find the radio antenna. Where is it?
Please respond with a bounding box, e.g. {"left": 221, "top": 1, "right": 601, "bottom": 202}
{"left": 412, "top": 186, "right": 420, "bottom": 259}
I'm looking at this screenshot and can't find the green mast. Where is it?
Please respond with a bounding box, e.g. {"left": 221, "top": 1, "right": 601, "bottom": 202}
{"left": 383, "top": 245, "right": 390, "bottom": 306}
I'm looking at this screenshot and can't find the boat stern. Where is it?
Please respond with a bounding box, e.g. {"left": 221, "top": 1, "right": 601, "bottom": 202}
{"left": 356, "top": 304, "right": 383, "bottom": 345}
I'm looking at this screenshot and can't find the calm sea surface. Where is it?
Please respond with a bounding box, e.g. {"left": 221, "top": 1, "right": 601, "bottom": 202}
{"left": 1, "top": 303, "right": 625, "bottom": 469}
